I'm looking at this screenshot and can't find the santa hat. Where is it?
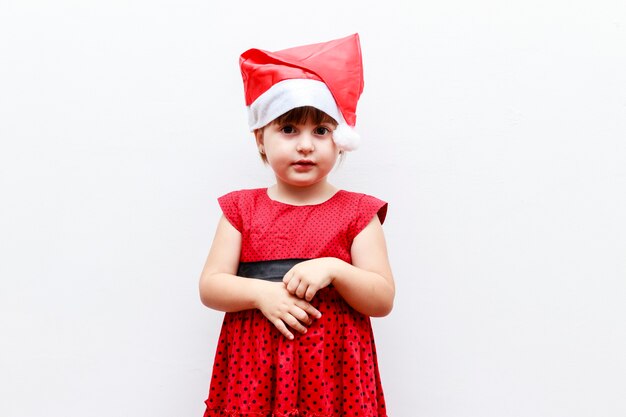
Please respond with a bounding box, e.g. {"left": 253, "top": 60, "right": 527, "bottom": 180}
{"left": 239, "top": 33, "right": 364, "bottom": 151}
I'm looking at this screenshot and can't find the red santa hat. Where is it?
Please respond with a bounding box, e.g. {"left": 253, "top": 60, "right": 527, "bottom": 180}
{"left": 239, "top": 33, "right": 364, "bottom": 151}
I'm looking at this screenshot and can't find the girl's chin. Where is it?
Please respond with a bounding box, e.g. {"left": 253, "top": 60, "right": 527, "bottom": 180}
{"left": 276, "top": 176, "right": 327, "bottom": 188}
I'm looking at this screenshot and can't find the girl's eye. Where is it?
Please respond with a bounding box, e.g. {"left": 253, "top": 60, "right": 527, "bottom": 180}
{"left": 281, "top": 125, "right": 296, "bottom": 134}
{"left": 314, "top": 127, "right": 331, "bottom": 135}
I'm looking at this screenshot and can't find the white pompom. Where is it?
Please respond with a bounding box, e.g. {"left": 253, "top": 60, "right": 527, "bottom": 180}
{"left": 332, "top": 123, "right": 361, "bottom": 151}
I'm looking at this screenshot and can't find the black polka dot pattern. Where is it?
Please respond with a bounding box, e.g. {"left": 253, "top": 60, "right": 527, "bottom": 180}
{"left": 218, "top": 189, "right": 387, "bottom": 264}
{"left": 204, "top": 188, "right": 389, "bottom": 417}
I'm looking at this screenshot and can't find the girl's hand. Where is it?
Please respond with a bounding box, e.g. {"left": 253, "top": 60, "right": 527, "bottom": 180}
{"left": 254, "top": 281, "right": 322, "bottom": 340}
{"left": 283, "top": 258, "right": 338, "bottom": 302}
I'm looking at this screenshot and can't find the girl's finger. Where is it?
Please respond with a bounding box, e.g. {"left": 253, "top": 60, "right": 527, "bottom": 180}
{"left": 272, "top": 319, "right": 295, "bottom": 340}
{"left": 290, "top": 306, "right": 313, "bottom": 325}
{"left": 286, "top": 275, "right": 300, "bottom": 294}
{"left": 283, "top": 314, "right": 308, "bottom": 334}
{"left": 296, "top": 300, "right": 322, "bottom": 319}
{"left": 305, "top": 285, "right": 318, "bottom": 302}
{"left": 295, "top": 281, "right": 308, "bottom": 299}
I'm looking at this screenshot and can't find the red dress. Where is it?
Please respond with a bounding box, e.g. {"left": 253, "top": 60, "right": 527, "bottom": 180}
{"left": 204, "top": 188, "right": 389, "bottom": 417}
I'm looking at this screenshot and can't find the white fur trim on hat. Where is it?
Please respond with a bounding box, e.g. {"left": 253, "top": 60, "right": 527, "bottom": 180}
{"left": 332, "top": 123, "right": 361, "bottom": 151}
{"left": 247, "top": 79, "right": 360, "bottom": 151}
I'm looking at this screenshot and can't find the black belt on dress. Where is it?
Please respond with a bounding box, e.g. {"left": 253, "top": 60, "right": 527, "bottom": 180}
{"left": 237, "top": 258, "right": 308, "bottom": 282}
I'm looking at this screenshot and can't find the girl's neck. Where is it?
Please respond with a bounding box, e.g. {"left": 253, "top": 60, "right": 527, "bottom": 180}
{"left": 268, "top": 180, "right": 338, "bottom": 206}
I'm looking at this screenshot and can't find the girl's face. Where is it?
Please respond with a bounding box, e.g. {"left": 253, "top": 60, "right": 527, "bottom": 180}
{"left": 257, "top": 119, "right": 340, "bottom": 189}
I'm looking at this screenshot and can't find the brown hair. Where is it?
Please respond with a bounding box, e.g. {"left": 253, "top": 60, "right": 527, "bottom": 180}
{"left": 272, "top": 106, "right": 338, "bottom": 127}
{"left": 254, "top": 106, "right": 340, "bottom": 164}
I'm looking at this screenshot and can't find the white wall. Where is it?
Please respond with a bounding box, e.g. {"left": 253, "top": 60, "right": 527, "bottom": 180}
{"left": 1, "top": 1, "right": 625, "bottom": 416}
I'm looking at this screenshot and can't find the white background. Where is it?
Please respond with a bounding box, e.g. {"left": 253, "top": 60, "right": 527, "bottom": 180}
{"left": 1, "top": 1, "right": 625, "bottom": 416}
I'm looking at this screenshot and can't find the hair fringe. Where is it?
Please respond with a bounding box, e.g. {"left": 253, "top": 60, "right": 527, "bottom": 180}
{"left": 272, "top": 106, "right": 338, "bottom": 127}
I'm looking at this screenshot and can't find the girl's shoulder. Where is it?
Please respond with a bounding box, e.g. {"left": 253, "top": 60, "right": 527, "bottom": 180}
{"left": 218, "top": 187, "right": 268, "bottom": 208}
{"left": 334, "top": 190, "right": 388, "bottom": 226}
{"left": 336, "top": 190, "right": 385, "bottom": 202}
{"left": 217, "top": 188, "right": 267, "bottom": 232}
{"left": 219, "top": 187, "right": 266, "bottom": 199}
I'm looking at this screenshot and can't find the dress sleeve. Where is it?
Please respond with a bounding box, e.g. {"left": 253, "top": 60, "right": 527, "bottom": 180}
{"left": 217, "top": 191, "right": 243, "bottom": 232}
{"left": 348, "top": 194, "right": 388, "bottom": 241}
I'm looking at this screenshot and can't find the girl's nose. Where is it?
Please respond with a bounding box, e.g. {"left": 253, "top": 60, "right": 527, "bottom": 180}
{"left": 296, "top": 134, "right": 315, "bottom": 153}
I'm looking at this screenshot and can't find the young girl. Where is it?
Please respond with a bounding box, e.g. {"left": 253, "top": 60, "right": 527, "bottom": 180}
{"left": 199, "top": 33, "right": 395, "bottom": 417}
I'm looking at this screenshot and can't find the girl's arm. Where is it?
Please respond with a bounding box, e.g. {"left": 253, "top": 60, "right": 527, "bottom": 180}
{"left": 283, "top": 215, "right": 395, "bottom": 317}
{"left": 199, "top": 215, "right": 321, "bottom": 338}
{"left": 198, "top": 215, "right": 257, "bottom": 312}
{"left": 335, "top": 215, "right": 395, "bottom": 316}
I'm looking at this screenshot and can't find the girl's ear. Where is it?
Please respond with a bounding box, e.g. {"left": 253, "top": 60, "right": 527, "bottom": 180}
{"left": 254, "top": 128, "right": 264, "bottom": 146}
{"left": 254, "top": 129, "right": 266, "bottom": 157}
{"left": 254, "top": 128, "right": 268, "bottom": 163}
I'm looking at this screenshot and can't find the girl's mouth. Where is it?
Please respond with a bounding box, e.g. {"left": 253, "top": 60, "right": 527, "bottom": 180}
{"left": 292, "top": 160, "right": 316, "bottom": 171}
{"left": 293, "top": 160, "right": 315, "bottom": 166}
